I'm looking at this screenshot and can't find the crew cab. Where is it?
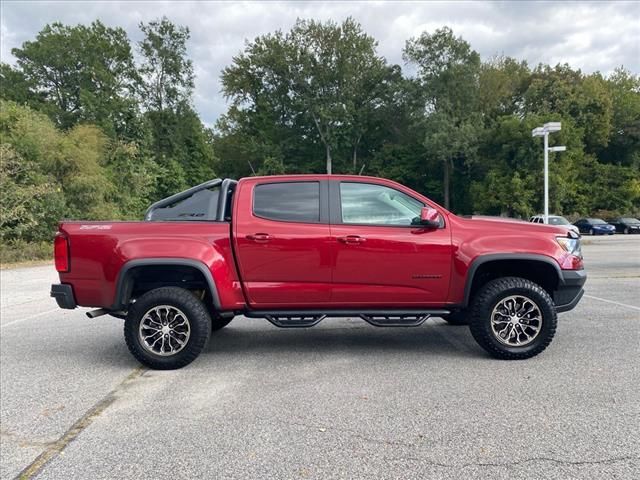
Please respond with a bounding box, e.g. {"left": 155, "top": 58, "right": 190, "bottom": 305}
{"left": 51, "top": 175, "right": 586, "bottom": 369}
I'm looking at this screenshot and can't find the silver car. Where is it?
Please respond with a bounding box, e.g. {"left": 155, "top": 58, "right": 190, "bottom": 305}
{"left": 530, "top": 215, "right": 581, "bottom": 236}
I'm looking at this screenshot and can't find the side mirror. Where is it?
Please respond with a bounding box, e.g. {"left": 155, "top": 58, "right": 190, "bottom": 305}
{"left": 419, "top": 207, "right": 441, "bottom": 228}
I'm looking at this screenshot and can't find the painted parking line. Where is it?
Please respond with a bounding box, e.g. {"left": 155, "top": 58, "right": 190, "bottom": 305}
{"left": 584, "top": 294, "right": 640, "bottom": 312}
{"left": 0, "top": 307, "right": 63, "bottom": 329}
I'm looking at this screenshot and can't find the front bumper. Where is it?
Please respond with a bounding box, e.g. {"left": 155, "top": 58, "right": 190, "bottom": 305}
{"left": 554, "top": 270, "right": 587, "bottom": 313}
{"left": 51, "top": 284, "right": 77, "bottom": 309}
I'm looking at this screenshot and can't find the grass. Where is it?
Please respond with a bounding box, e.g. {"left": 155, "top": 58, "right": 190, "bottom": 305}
{"left": 0, "top": 241, "right": 52, "bottom": 269}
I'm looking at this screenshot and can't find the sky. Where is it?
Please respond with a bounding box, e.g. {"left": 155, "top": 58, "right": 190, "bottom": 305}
{"left": 2, "top": 0, "right": 639, "bottom": 126}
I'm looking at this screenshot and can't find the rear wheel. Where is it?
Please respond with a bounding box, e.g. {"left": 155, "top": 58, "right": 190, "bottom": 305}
{"left": 124, "top": 287, "right": 211, "bottom": 370}
{"left": 468, "top": 277, "right": 557, "bottom": 360}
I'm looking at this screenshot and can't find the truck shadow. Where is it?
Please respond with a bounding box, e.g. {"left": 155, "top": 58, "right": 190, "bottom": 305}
{"left": 202, "top": 318, "right": 482, "bottom": 360}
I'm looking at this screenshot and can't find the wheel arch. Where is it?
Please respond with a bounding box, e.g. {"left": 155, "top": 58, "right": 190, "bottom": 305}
{"left": 111, "top": 258, "right": 220, "bottom": 311}
{"left": 463, "top": 254, "right": 562, "bottom": 307}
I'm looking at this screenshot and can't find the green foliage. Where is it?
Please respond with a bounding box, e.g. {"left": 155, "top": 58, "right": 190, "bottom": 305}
{"left": 0, "top": 63, "right": 44, "bottom": 108}
{"left": 257, "top": 156, "right": 286, "bottom": 175}
{"left": 404, "top": 27, "right": 482, "bottom": 209}
{"left": 143, "top": 105, "right": 216, "bottom": 198}
{"left": 10, "top": 21, "right": 139, "bottom": 138}
{"left": 221, "top": 17, "right": 395, "bottom": 175}
{"left": 138, "top": 17, "right": 194, "bottom": 111}
{"left": 0, "top": 101, "right": 118, "bottom": 238}
{"left": 1, "top": 240, "right": 52, "bottom": 266}
{"left": 0, "top": 144, "right": 65, "bottom": 242}
{"left": 104, "top": 140, "right": 161, "bottom": 218}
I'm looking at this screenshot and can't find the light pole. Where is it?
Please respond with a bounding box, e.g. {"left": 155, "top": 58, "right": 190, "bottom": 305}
{"left": 532, "top": 122, "right": 565, "bottom": 224}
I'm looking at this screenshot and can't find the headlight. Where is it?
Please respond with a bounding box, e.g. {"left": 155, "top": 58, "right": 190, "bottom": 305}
{"left": 557, "top": 236, "right": 582, "bottom": 257}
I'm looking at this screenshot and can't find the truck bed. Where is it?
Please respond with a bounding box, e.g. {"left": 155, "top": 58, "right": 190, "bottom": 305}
{"left": 58, "top": 221, "right": 243, "bottom": 309}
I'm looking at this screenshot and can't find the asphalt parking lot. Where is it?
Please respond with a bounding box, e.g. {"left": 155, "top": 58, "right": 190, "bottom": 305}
{"left": 1, "top": 235, "right": 639, "bottom": 479}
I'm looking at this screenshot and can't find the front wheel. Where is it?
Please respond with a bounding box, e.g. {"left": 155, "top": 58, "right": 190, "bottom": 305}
{"left": 590, "top": 228, "right": 595, "bottom": 235}
{"left": 624, "top": 227, "right": 629, "bottom": 234}
{"left": 124, "top": 287, "right": 211, "bottom": 370}
{"left": 468, "top": 277, "right": 557, "bottom": 360}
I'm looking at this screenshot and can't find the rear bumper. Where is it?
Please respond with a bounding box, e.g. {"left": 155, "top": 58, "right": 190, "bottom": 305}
{"left": 50, "top": 284, "right": 77, "bottom": 309}
{"left": 554, "top": 270, "right": 587, "bottom": 313}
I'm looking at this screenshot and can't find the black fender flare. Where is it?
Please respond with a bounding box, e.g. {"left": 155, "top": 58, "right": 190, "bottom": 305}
{"left": 462, "top": 253, "right": 563, "bottom": 307}
{"left": 111, "top": 258, "right": 221, "bottom": 310}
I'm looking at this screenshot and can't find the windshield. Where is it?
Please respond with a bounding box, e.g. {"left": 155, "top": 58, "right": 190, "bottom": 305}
{"left": 588, "top": 218, "right": 607, "bottom": 225}
{"left": 621, "top": 218, "right": 640, "bottom": 224}
{"left": 548, "top": 216, "right": 570, "bottom": 225}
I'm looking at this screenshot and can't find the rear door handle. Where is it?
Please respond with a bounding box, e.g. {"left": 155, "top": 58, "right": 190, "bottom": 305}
{"left": 337, "top": 235, "right": 366, "bottom": 245}
{"left": 246, "top": 233, "right": 271, "bottom": 243}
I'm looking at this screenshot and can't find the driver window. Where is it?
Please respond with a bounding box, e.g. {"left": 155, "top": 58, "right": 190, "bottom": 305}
{"left": 340, "top": 182, "right": 424, "bottom": 226}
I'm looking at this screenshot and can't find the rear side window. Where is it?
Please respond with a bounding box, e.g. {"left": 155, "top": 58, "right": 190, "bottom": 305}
{"left": 148, "top": 186, "right": 219, "bottom": 221}
{"left": 253, "top": 182, "right": 320, "bottom": 222}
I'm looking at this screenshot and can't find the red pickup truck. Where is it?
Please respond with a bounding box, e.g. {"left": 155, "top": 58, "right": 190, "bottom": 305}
{"left": 51, "top": 175, "right": 586, "bottom": 369}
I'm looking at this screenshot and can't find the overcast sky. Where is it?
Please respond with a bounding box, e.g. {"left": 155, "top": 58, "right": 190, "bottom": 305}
{"left": 2, "top": 1, "right": 638, "bottom": 126}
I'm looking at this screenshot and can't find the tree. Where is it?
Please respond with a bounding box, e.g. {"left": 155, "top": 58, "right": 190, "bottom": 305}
{"left": 221, "top": 17, "right": 393, "bottom": 174}
{"left": 478, "top": 56, "right": 530, "bottom": 122}
{"left": 0, "top": 63, "right": 44, "bottom": 108}
{"left": 523, "top": 65, "right": 614, "bottom": 152}
{"left": 137, "top": 17, "right": 194, "bottom": 112}
{"left": 404, "top": 27, "right": 482, "bottom": 210}
{"left": 105, "top": 140, "right": 161, "bottom": 218}
{"left": 136, "top": 18, "right": 214, "bottom": 197}
{"left": 11, "top": 21, "right": 139, "bottom": 137}
{"left": 289, "top": 18, "right": 393, "bottom": 173}
{"left": 602, "top": 68, "right": 640, "bottom": 167}
{"left": 0, "top": 100, "right": 117, "bottom": 240}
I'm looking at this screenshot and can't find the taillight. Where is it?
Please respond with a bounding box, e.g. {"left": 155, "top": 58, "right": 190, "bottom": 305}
{"left": 54, "top": 233, "right": 69, "bottom": 272}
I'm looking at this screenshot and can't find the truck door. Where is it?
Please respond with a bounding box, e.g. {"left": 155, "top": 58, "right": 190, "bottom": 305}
{"left": 233, "top": 179, "right": 332, "bottom": 307}
{"left": 329, "top": 180, "right": 452, "bottom": 307}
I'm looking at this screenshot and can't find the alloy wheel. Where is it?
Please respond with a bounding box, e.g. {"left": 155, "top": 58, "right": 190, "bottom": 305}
{"left": 490, "top": 295, "right": 543, "bottom": 347}
{"left": 138, "top": 305, "right": 191, "bottom": 356}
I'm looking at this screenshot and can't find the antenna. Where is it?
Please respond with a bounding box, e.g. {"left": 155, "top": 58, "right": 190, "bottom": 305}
{"left": 247, "top": 161, "right": 256, "bottom": 175}
{"left": 358, "top": 164, "right": 366, "bottom": 175}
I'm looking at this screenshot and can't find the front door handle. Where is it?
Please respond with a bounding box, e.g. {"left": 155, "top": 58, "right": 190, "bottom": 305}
{"left": 337, "top": 235, "right": 366, "bottom": 245}
{"left": 246, "top": 233, "right": 271, "bottom": 243}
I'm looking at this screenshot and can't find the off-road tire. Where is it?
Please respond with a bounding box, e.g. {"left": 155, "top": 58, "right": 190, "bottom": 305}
{"left": 442, "top": 310, "right": 468, "bottom": 325}
{"left": 468, "top": 277, "right": 557, "bottom": 360}
{"left": 124, "top": 287, "right": 211, "bottom": 370}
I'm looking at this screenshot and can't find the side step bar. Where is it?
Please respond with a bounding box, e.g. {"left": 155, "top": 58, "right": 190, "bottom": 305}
{"left": 245, "top": 309, "right": 450, "bottom": 328}
{"left": 265, "top": 315, "right": 326, "bottom": 328}
{"left": 360, "top": 314, "right": 430, "bottom": 327}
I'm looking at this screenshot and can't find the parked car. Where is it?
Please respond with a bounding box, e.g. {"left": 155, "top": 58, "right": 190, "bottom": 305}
{"left": 530, "top": 215, "right": 580, "bottom": 235}
{"left": 573, "top": 218, "right": 615, "bottom": 235}
{"left": 607, "top": 217, "right": 640, "bottom": 234}
{"left": 51, "top": 175, "right": 586, "bottom": 369}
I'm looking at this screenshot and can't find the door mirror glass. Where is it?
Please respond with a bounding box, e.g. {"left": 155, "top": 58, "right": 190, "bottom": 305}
{"left": 419, "top": 207, "right": 441, "bottom": 227}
